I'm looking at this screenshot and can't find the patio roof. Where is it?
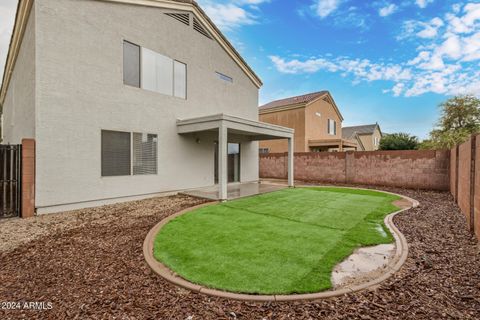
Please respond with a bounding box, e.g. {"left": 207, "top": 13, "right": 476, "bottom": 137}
{"left": 177, "top": 113, "right": 294, "bottom": 200}
{"left": 177, "top": 113, "right": 294, "bottom": 140}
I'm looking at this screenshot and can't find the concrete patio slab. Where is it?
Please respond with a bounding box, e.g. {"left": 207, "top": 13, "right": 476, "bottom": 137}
{"left": 180, "top": 182, "right": 287, "bottom": 201}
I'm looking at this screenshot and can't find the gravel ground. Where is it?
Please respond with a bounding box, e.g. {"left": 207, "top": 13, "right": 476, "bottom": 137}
{"left": 0, "top": 189, "right": 479, "bottom": 319}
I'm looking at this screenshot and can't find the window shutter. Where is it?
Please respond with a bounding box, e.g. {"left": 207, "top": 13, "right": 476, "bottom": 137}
{"left": 133, "top": 133, "right": 158, "bottom": 175}
{"left": 327, "top": 119, "right": 330, "bottom": 134}
{"left": 101, "top": 130, "right": 131, "bottom": 176}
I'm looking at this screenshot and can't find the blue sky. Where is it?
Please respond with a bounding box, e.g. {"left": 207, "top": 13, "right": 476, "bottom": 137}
{"left": 198, "top": 0, "right": 480, "bottom": 138}
{"left": 1, "top": 1, "right": 480, "bottom": 138}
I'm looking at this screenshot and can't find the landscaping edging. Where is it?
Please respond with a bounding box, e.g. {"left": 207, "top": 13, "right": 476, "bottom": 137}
{"left": 143, "top": 187, "right": 419, "bottom": 302}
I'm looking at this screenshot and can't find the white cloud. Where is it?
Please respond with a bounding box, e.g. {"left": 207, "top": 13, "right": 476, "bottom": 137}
{"left": 198, "top": 0, "right": 269, "bottom": 30}
{"left": 269, "top": 55, "right": 412, "bottom": 82}
{"left": 201, "top": 3, "right": 255, "bottom": 30}
{"left": 0, "top": 0, "right": 17, "bottom": 87}
{"left": 313, "top": 0, "right": 342, "bottom": 18}
{"left": 399, "top": 18, "right": 444, "bottom": 39}
{"left": 379, "top": 4, "right": 397, "bottom": 17}
{"left": 270, "top": 3, "right": 480, "bottom": 98}
{"left": 416, "top": 0, "right": 434, "bottom": 9}
{"left": 391, "top": 83, "right": 405, "bottom": 96}
{"left": 446, "top": 3, "right": 480, "bottom": 34}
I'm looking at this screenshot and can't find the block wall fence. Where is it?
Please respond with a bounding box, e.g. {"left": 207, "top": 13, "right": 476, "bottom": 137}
{"left": 450, "top": 135, "right": 480, "bottom": 241}
{"left": 260, "top": 150, "right": 450, "bottom": 190}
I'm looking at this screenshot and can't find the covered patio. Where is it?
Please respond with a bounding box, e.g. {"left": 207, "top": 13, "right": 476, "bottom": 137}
{"left": 177, "top": 114, "right": 294, "bottom": 201}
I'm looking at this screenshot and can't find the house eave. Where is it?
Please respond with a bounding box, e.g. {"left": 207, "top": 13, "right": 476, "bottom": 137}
{"left": 0, "top": 0, "right": 34, "bottom": 109}
{"left": 259, "top": 103, "right": 307, "bottom": 115}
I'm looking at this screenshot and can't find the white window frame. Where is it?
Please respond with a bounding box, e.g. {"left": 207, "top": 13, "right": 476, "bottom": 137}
{"left": 123, "top": 40, "right": 187, "bottom": 99}
{"left": 101, "top": 129, "right": 158, "bottom": 177}
{"left": 328, "top": 119, "right": 336, "bottom": 136}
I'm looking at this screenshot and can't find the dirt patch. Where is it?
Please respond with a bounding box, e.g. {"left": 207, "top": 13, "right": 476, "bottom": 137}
{"left": 332, "top": 244, "right": 396, "bottom": 289}
{"left": 1, "top": 189, "right": 480, "bottom": 319}
{"left": 393, "top": 198, "right": 413, "bottom": 209}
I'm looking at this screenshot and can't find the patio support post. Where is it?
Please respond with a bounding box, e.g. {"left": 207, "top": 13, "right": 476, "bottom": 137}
{"left": 288, "top": 137, "right": 294, "bottom": 187}
{"left": 218, "top": 125, "right": 228, "bottom": 201}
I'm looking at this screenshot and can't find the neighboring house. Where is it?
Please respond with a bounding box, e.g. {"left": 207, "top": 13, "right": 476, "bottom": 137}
{"left": 259, "top": 91, "right": 359, "bottom": 152}
{"left": 342, "top": 124, "right": 383, "bottom": 151}
{"left": 0, "top": 0, "right": 294, "bottom": 213}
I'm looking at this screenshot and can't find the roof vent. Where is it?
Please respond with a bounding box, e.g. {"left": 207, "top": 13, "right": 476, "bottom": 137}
{"left": 165, "top": 13, "right": 190, "bottom": 26}
{"left": 193, "top": 17, "right": 212, "bottom": 39}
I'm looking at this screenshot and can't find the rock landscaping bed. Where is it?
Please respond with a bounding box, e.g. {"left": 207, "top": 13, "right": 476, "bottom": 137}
{"left": 0, "top": 189, "right": 479, "bottom": 319}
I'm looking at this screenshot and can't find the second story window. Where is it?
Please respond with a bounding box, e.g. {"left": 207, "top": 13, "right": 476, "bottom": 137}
{"left": 328, "top": 119, "right": 336, "bottom": 135}
{"left": 123, "top": 40, "right": 187, "bottom": 99}
{"left": 123, "top": 41, "right": 140, "bottom": 88}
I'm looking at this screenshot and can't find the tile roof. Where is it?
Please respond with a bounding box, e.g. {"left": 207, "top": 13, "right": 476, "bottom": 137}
{"left": 259, "top": 91, "right": 328, "bottom": 111}
{"left": 342, "top": 124, "right": 379, "bottom": 139}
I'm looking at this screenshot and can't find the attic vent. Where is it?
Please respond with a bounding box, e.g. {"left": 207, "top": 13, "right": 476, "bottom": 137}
{"left": 165, "top": 13, "right": 190, "bottom": 26}
{"left": 193, "top": 17, "right": 212, "bottom": 39}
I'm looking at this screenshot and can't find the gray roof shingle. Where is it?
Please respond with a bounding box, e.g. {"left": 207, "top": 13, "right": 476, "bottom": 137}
{"left": 342, "top": 124, "right": 379, "bottom": 139}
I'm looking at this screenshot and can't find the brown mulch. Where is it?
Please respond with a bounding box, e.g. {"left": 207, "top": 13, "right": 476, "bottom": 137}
{"left": 0, "top": 189, "right": 479, "bottom": 319}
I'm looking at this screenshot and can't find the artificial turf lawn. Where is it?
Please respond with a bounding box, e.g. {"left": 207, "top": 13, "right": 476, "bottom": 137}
{"left": 153, "top": 187, "right": 401, "bottom": 294}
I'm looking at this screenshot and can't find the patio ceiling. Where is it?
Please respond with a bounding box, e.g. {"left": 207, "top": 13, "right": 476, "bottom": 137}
{"left": 177, "top": 113, "right": 294, "bottom": 140}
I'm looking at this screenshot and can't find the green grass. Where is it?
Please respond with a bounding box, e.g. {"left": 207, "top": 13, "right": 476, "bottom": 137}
{"left": 153, "top": 187, "right": 401, "bottom": 294}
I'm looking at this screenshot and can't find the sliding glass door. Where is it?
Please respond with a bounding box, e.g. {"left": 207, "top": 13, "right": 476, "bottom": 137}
{"left": 214, "top": 142, "right": 241, "bottom": 183}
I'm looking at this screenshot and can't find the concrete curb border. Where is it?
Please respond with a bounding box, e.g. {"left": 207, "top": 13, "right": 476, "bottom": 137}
{"left": 143, "top": 187, "right": 419, "bottom": 302}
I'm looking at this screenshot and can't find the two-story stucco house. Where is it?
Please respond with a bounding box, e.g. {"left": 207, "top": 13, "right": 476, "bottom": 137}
{"left": 342, "top": 124, "right": 383, "bottom": 151}
{"left": 259, "top": 91, "right": 359, "bottom": 153}
{"left": 0, "top": 0, "right": 294, "bottom": 214}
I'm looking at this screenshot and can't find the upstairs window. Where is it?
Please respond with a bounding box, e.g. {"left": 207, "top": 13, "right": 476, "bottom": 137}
{"left": 142, "top": 48, "right": 174, "bottom": 96}
{"left": 123, "top": 41, "right": 140, "bottom": 88}
{"left": 328, "top": 119, "right": 337, "bottom": 135}
{"left": 123, "top": 41, "right": 187, "bottom": 99}
{"left": 174, "top": 61, "right": 187, "bottom": 99}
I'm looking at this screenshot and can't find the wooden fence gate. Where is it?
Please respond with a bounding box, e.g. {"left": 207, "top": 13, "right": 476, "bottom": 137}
{"left": 0, "top": 145, "right": 22, "bottom": 218}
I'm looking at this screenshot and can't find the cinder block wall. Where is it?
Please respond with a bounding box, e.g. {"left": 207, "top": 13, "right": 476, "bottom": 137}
{"left": 260, "top": 150, "right": 450, "bottom": 190}
{"left": 457, "top": 137, "right": 472, "bottom": 229}
{"left": 450, "top": 134, "right": 480, "bottom": 241}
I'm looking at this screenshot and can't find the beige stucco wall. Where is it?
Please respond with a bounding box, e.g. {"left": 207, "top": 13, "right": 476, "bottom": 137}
{"left": 2, "top": 4, "right": 36, "bottom": 144}
{"left": 259, "top": 107, "right": 306, "bottom": 152}
{"left": 359, "top": 127, "right": 382, "bottom": 151}
{"left": 33, "top": 0, "right": 259, "bottom": 212}
{"left": 305, "top": 98, "right": 342, "bottom": 147}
